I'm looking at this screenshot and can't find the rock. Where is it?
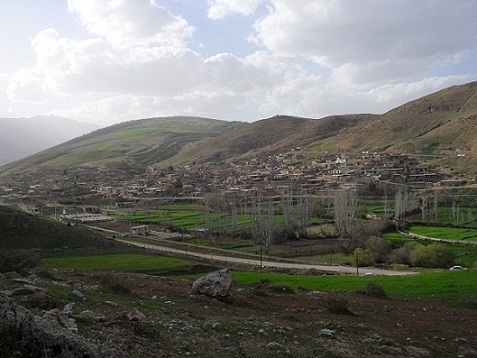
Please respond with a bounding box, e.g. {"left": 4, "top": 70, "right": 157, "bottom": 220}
{"left": 0, "top": 291, "right": 123, "bottom": 357}
{"left": 73, "top": 289, "right": 86, "bottom": 300}
{"left": 43, "top": 309, "right": 78, "bottom": 332}
{"left": 4, "top": 271, "right": 22, "bottom": 279}
{"left": 320, "top": 328, "right": 335, "bottom": 336}
{"left": 191, "top": 268, "right": 232, "bottom": 300}
{"left": 266, "top": 342, "right": 282, "bottom": 349}
{"left": 127, "top": 308, "right": 145, "bottom": 322}
{"left": 78, "top": 310, "right": 106, "bottom": 322}
{"left": 63, "top": 302, "right": 75, "bottom": 315}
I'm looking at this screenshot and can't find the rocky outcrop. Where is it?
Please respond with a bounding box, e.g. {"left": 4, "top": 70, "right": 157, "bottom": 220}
{"left": 191, "top": 268, "right": 232, "bottom": 300}
{"left": 0, "top": 291, "right": 123, "bottom": 357}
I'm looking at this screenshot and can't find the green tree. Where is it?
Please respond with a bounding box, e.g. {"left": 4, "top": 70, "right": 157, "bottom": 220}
{"left": 411, "top": 243, "right": 455, "bottom": 268}
{"left": 365, "top": 236, "right": 392, "bottom": 263}
{"left": 350, "top": 248, "right": 373, "bottom": 267}
{"left": 387, "top": 241, "right": 418, "bottom": 265}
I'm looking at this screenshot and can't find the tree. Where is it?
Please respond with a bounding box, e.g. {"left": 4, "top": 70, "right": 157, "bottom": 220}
{"left": 253, "top": 200, "right": 276, "bottom": 255}
{"left": 394, "top": 184, "right": 409, "bottom": 221}
{"left": 334, "top": 188, "right": 358, "bottom": 236}
{"left": 411, "top": 243, "right": 455, "bottom": 268}
{"left": 350, "top": 248, "right": 373, "bottom": 267}
{"left": 365, "top": 236, "right": 392, "bottom": 263}
{"left": 387, "top": 241, "right": 418, "bottom": 265}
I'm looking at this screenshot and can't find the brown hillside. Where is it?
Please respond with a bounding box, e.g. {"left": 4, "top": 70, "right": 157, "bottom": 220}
{"left": 330, "top": 81, "right": 477, "bottom": 153}
{"left": 160, "top": 114, "right": 372, "bottom": 165}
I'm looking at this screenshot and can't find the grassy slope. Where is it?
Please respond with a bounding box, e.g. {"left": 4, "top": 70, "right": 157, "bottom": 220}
{"left": 232, "top": 269, "right": 477, "bottom": 298}
{"left": 0, "top": 117, "right": 244, "bottom": 174}
{"left": 0, "top": 205, "right": 135, "bottom": 256}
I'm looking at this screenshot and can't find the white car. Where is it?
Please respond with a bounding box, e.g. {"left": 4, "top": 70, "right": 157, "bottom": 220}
{"left": 450, "top": 265, "right": 465, "bottom": 270}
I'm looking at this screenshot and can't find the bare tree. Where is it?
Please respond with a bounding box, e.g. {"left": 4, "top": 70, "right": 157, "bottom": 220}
{"left": 253, "top": 199, "right": 276, "bottom": 255}
{"left": 394, "top": 184, "right": 409, "bottom": 221}
{"left": 333, "top": 188, "right": 358, "bottom": 236}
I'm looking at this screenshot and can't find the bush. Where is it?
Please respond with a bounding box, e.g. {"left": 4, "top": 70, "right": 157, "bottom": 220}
{"left": 350, "top": 248, "right": 373, "bottom": 267}
{"left": 0, "top": 250, "right": 40, "bottom": 275}
{"left": 365, "top": 236, "right": 392, "bottom": 263}
{"left": 357, "top": 282, "right": 388, "bottom": 298}
{"left": 101, "top": 272, "right": 135, "bottom": 294}
{"left": 387, "top": 242, "right": 418, "bottom": 265}
{"left": 411, "top": 243, "right": 456, "bottom": 268}
{"left": 322, "top": 293, "right": 351, "bottom": 314}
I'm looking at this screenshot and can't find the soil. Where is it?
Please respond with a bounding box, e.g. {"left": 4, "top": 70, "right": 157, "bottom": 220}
{"left": 2, "top": 267, "right": 477, "bottom": 358}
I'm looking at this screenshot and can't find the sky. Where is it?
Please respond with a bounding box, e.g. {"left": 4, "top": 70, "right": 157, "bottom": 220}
{"left": 0, "top": 0, "right": 476, "bottom": 127}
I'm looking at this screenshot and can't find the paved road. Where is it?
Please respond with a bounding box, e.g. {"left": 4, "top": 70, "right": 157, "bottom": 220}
{"left": 118, "top": 239, "right": 417, "bottom": 276}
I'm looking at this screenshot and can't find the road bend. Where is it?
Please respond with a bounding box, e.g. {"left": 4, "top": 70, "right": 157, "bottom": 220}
{"left": 117, "top": 239, "right": 417, "bottom": 276}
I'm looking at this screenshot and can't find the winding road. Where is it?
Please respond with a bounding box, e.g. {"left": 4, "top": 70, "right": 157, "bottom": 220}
{"left": 118, "top": 239, "right": 417, "bottom": 276}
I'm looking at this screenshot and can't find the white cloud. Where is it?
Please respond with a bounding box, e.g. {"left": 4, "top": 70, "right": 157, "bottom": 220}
{"left": 207, "top": 0, "right": 264, "bottom": 19}
{"left": 252, "top": 0, "right": 477, "bottom": 84}
{"left": 6, "top": 68, "right": 46, "bottom": 103}
{"left": 3, "top": 0, "right": 476, "bottom": 124}
{"left": 67, "top": 0, "right": 194, "bottom": 46}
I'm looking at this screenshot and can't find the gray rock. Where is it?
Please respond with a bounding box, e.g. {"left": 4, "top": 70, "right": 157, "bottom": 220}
{"left": 73, "top": 289, "right": 86, "bottom": 300}
{"left": 0, "top": 291, "right": 123, "bottom": 357}
{"left": 78, "top": 310, "right": 106, "bottom": 322}
{"left": 43, "top": 309, "right": 78, "bottom": 332}
{"left": 191, "top": 268, "right": 232, "bottom": 300}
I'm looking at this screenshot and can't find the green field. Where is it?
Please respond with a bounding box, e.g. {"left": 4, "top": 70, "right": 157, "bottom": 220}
{"left": 41, "top": 254, "right": 191, "bottom": 273}
{"left": 408, "top": 225, "right": 477, "bottom": 242}
{"left": 231, "top": 269, "right": 477, "bottom": 298}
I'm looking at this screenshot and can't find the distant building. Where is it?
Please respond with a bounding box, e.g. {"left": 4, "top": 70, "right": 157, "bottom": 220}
{"left": 130, "top": 224, "right": 149, "bottom": 236}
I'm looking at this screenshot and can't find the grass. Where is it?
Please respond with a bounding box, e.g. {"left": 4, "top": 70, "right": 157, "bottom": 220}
{"left": 231, "top": 269, "right": 477, "bottom": 298}
{"left": 408, "top": 225, "right": 477, "bottom": 242}
{"left": 41, "top": 254, "right": 191, "bottom": 273}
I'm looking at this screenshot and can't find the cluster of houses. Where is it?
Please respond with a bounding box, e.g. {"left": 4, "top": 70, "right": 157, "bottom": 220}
{"left": 0, "top": 150, "right": 465, "bottom": 212}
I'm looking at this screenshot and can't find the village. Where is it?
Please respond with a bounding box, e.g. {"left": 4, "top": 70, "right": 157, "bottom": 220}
{"left": 0, "top": 148, "right": 469, "bottom": 219}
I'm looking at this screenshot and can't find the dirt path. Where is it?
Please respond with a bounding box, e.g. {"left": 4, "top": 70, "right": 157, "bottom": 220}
{"left": 117, "top": 239, "right": 417, "bottom": 276}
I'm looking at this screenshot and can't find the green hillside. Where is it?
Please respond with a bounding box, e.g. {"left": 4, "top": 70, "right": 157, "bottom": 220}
{"left": 0, "top": 116, "right": 244, "bottom": 175}
{"left": 0, "top": 206, "right": 130, "bottom": 256}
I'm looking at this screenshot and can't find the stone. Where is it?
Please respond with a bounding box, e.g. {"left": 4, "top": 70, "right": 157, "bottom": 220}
{"left": 127, "top": 308, "right": 145, "bottom": 322}
{"left": 0, "top": 291, "right": 123, "bottom": 357}
{"left": 191, "top": 268, "right": 232, "bottom": 300}
{"left": 78, "top": 310, "right": 106, "bottom": 322}
{"left": 63, "top": 302, "right": 75, "bottom": 315}
{"left": 73, "top": 289, "right": 86, "bottom": 300}
{"left": 43, "top": 308, "right": 78, "bottom": 332}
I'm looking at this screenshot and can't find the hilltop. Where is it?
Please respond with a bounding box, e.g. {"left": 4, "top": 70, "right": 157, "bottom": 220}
{"left": 0, "top": 81, "right": 476, "bottom": 177}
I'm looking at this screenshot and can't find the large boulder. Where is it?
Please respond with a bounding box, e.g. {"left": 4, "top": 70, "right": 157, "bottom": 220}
{"left": 0, "top": 291, "right": 122, "bottom": 357}
{"left": 191, "top": 268, "right": 232, "bottom": 300}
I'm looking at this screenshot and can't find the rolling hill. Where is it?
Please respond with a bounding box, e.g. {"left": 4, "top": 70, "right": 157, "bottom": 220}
{"left": 0, "top": 81, "right": 476, "bottom": 177}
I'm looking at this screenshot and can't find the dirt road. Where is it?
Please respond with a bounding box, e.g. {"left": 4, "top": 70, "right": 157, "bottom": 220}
{"left": 118, "top": 239, "right": 417, "bottom": 276}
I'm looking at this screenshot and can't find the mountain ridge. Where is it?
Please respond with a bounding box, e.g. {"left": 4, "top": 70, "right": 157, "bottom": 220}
{"left": 1, "top": 81, "right": 476, "bottom": 177}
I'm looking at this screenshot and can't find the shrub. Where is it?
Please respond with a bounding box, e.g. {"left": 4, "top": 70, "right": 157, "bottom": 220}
{"left": 387, "top": 242, "right": 418, "bottom": 265}
{"left": 365, "top": 236, "right": 392, "bottom": 263}
{"left": 350, "top": 248, "right": 373, "bottom": 267}
{"left": 411, "top": 243, "right": 456, "bottom": 268}
{"left": 0, "top": 250, "right": 40, "bottom": 275}
{"left": 101, "top": 272, "right": 135, "bottom": 294}
{"left": 322, "top": 293, "right": 351, "bottom": 314}
{"left": 357, "top": 282, "right": 388, "bottom": 299}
